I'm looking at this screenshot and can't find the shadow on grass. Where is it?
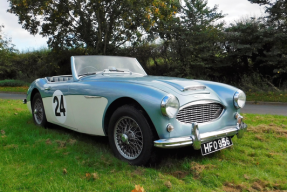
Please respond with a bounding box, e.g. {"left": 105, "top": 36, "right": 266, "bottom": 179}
{"left": 46, "top": 122, "right": 110, "bottom": 146}
{"left": 45, "top": 122, "right": 205, "bottom": 167}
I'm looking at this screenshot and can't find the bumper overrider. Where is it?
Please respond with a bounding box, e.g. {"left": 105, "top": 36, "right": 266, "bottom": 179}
{"left": 154, "top": 113, "right": 247, "bottom": 149}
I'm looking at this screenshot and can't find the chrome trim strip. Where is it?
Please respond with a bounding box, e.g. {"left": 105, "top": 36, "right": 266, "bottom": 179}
{"left": 200, "top": 127, "right": 238, "bottom": 143}
{"left": 154, "top": 125, "right": 244, "bottom": 149}
{"left": 154, "top": 136, "right": 193, "bottom": 148}
{"left": 84, "top": 96, "right": 102, "bottom": 99}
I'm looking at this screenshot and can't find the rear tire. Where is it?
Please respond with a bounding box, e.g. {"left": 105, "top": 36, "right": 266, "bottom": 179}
{"left": 32, "top": 93, "right": 48, "bottom": 128}
{"left": 108, "top": 105, "right": 155, "bottom": 166}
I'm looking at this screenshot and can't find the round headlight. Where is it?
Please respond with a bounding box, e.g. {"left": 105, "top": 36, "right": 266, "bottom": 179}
{"left": 161, "top": 94, "right": 180, "bottom": 118}
{"left": 234, "top": 90, "right": 246, "bottom": 108}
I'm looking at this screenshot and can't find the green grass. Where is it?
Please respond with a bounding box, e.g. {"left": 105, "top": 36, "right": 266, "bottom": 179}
{"left": 0, "top": 99, "right": 287, "bottom": 191}
{"left": 246, "top": 91, "right": 287, "bottom": 102}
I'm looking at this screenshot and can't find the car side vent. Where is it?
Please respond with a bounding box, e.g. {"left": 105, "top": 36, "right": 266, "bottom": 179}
{"left": 176, "top": 103, "right": 224, "bottom": 124}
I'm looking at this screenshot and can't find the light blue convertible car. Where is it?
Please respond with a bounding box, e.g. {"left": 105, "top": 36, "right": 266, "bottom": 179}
{"left": 24, "top": 55, "right": 247, "bottom": 165}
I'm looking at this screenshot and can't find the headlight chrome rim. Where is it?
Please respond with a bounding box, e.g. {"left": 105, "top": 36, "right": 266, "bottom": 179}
{"left": 234, "top": 90, "right": 246, "bottom": 109}
{"left": 161, "top": 94, "right": 180, "bottom": 118}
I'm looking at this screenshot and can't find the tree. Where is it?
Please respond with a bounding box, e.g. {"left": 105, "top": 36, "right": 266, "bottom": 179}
{"left": 149, "top": 0, "right": 225, "bottom": 78}
{"left": 8, "top": 0, "right": 178, "bottom": 54}
{"left": 246, "top": 0, "right": 287, "bottom": 87}
{"left": 223, "top": 19, "right": 270, "bottom": 79}
{"left": 0, "top": 25, "right": 18, "bottom": 79}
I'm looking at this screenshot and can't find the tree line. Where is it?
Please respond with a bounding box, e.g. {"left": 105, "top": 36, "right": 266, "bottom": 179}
{"left": 1, "top": 0, "right": 287, "bottom": 91}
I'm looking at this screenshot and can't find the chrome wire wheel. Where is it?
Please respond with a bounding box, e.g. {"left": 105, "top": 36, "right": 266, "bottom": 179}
{"left": 114, "top": 116, "right": 144, "bottom": 160}
{"left": 33, "top": 98, "right": 44, "bottom": 125}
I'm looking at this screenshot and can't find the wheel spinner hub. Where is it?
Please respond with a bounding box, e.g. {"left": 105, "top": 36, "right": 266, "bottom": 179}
{"left": 114, "top": 116, "right": 143, "bottom": 160}
{"left": 121, "top": 133, "right": 129, "bottom": 144}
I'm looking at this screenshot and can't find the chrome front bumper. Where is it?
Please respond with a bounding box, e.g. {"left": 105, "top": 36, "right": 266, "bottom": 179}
{"left": 154, "top": 114, "right": 247, "bottom": 149}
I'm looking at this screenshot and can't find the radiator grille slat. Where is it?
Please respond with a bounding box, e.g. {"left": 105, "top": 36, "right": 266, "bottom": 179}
{"left": 176, "top": 103, "right": 224, "bottom": 124}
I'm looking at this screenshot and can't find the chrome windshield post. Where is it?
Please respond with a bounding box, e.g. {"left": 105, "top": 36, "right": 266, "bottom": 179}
{"left": 71, "top": 56, "right": 79, "bottom": 82}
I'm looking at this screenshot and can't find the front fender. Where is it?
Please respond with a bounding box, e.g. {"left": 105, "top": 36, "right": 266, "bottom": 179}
{"left": 99, "top": 82, "right": 173, "bottom": 139}
{"left": 26, "top": 78, "right": 49, "bottom": 102}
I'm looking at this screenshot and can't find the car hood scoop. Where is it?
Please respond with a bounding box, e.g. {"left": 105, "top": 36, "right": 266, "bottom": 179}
{"left": 156, "top": 80, "right": 206, "bottom": 92}
{"left": 155, "top": 79, "right": 209, "bottom": 94}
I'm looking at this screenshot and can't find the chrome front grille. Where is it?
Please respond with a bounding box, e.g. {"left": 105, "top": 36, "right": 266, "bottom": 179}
{"left": 176, "top": 103, "right": 224, "bottom": 124}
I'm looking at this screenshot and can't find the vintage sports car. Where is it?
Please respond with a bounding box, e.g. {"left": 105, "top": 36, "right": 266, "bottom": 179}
{"left": 24, "top": 55, "right": 247, "bottom": 165}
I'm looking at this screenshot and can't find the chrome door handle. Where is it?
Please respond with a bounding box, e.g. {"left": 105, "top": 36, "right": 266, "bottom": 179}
{"left": 84, "top": 95, "right": 102, "bottom": 99}
{"left": 45, "top": 87, "right": 51, "bottom": 90}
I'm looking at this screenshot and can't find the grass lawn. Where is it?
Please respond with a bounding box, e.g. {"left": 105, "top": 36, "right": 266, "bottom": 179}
{"left": 246, "top": 91, "right": 287, "bottom": 103}
{"left": 0, "top": 99, "right": 286, "bottom": 191}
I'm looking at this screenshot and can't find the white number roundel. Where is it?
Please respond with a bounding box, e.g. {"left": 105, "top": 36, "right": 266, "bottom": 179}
{"left": 52, "top": 90, "right": 67, "bottom": 123}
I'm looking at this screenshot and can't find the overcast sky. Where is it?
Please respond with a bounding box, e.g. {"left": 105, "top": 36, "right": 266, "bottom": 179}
{"left": 0, "top": 0, "right": 264, "bottom": 52}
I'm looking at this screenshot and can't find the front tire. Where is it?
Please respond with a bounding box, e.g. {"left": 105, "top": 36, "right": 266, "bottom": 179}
{"left": 32, "top": 93, "right": 48, "bottom": 127}
{"left": 108, "top": 105, "right": 155, "bottom": 166}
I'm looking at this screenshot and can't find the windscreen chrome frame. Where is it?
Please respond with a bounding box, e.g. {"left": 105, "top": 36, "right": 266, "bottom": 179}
{"left": 71, "top": 56, "right": 147, "bottom": 81}
{"left": 71, "top": 56, "right": 79, "bottom": 82}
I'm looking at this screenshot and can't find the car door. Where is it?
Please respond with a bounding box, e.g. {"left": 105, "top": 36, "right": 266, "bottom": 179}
{"left": 68, "top": 82, "right": 108, "bottom": 136}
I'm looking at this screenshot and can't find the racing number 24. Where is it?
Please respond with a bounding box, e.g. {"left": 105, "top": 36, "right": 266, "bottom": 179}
{"left": 53, "top": 95, "right": 66, "bottom": 116}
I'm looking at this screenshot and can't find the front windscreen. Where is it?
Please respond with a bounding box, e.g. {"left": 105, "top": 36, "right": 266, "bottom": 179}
{"left": 73, "top": 56, "right": 147, "bottom": 76}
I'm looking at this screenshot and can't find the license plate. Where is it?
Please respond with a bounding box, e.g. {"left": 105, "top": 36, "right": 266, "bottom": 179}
{"left": 201, "top": 136, "right": 233, "bottom": 156}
